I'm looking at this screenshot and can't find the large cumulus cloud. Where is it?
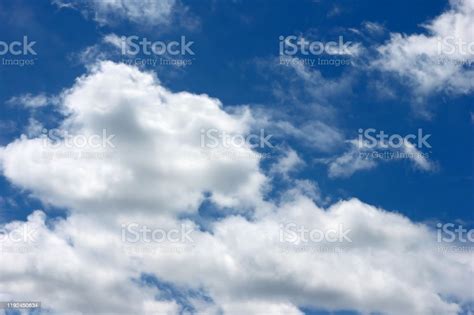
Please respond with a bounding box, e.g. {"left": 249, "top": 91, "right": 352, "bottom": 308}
{"left": 0, "top": 62, "right": 472, "bottom": 315}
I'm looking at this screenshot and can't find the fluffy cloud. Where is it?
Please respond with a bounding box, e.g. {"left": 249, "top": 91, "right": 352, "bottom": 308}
{"left": 0, "top": 62, "right": 471, "bottom": 315}
{"left": 0, "top": 61, "right": 266, "bottom": 214}
{"left": 0, "top": 211, "right": 180, "bottom": 315}
{"left": 1, "top": 197, "right": 472, "bottom": 315}
{"left": 373, "top": 0, "right": 474, "bottom": 112}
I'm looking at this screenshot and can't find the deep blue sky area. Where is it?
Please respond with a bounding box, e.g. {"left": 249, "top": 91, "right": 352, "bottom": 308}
{"left": 0, "top": 0, "right": 471, "bottom": 227}
{"left": 0, "top": 1, "right": 473, "bottom": 315}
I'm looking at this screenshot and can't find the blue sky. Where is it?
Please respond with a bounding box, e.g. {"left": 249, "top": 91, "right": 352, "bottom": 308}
{"left": 0, "top": 0, "right": 473, "bottom": 315}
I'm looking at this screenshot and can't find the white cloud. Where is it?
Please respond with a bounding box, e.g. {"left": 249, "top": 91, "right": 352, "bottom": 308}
{"left": 73, "top": 34, "right": 125, "bottom": 66}
{"left": 287, "top": 57, "right": 356, "bottom": 101}
{"left": 0, "top": 211, "right": 180, "bottom": 315}
{"left": 270, "top": 148, "right": 304, "bottom": 177}
{"left": 0, "top": 61, "right": 266, "bottom": 214}
{"left": 25, "top": 118, "right": 44, "bottom": 138}
{"left": 402, "top": 140, "right": 435, "bottom": 171}
{"left": 252, "top": 111, "right": 344, "bottom": 153}
{"left": 325, "top": 140, "right": 377, "bottom": 178}
{"left": 323, "top": 138, "right": 435, "bottom": 178}
{"left": 219, "top": 301, "right": 303, "bottom": 315}
{"left": 363, "top": 21, "right": 385, "bottom": 35}
{"left": 253, "top": 58, "right": 349, "bottom": 154}
{"left": 2, "top": 197, "right": 471, "bottom": 315}
{"left": 7, "top": 93, "right": 54, "bottom": 108}
{"left": 373, "top": 0, "right": 474, "bottom": 113}
{"left": 103, "top": 33, "right": 123, "bottom": 49}
{"left": 53, "top": 0, "right": 177, "bottom": 26}
{"left": 0, "top": 61, "right": 471, "bottom": 315}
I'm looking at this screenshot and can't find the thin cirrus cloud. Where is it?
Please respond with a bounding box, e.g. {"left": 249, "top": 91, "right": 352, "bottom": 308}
{"left": 322, "top": 138, "right": 436, "bottom": 178}
{"left": 6, "top": 93, "right": 56, "bottom": 108}
{"left": 53, "top": 0, "right": 177, "bottom": 26}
